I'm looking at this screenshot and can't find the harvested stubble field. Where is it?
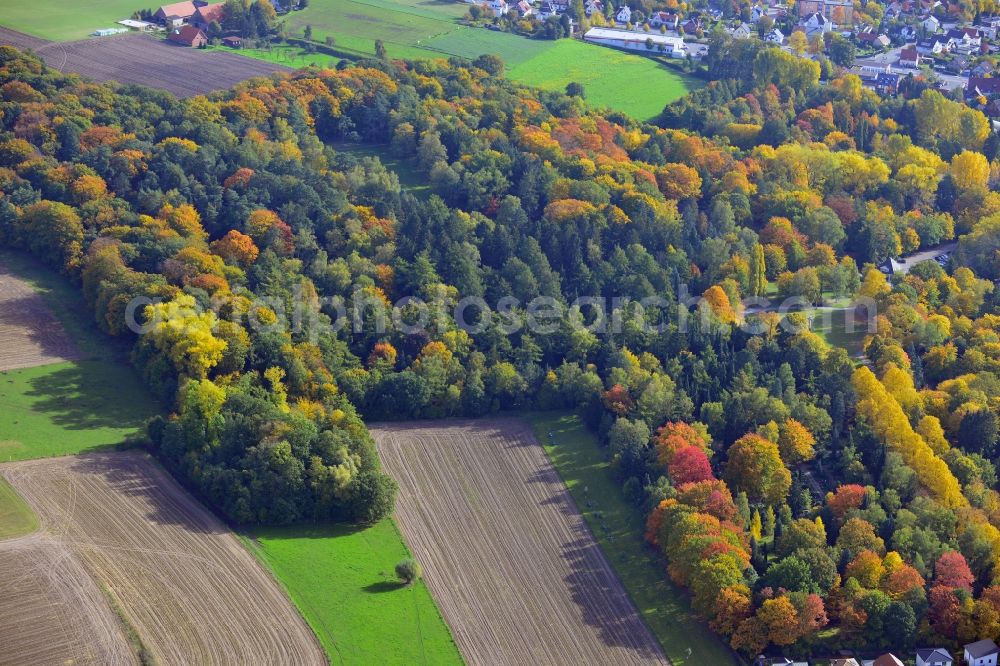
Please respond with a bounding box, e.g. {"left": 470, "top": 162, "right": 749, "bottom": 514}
{"left": 0, "top": 533, "right": 136, "bottom": 665}
{"left": 0, "top": 29, "right": 291, "bottom": 97}
{"left": 372, "top": 418, "right": 669, "bottom": 666}
{"left": 0, "top": 451, "right": 326, "bottom": 665}
{"left": 0, "top": 260, "right": 82, "bottom": 372}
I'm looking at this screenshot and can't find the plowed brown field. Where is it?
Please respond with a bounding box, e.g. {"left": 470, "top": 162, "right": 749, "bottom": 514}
{"left": 0, "top": 451, "right": 326, "bottom": 665}
{"left": 372, "top": 418, "right": 669, "bottom": 666}
{"left": 0, "top": 533, "right": 136, "bottom": 665}
{"left": 0, "top": 260, "right": 82, "bottom": 371}
{"left": 0, "top": 28, "right": 291, "bottom": 97}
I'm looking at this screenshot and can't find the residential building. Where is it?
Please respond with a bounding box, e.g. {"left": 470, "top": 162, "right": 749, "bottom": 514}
{"left": 222, "top": 35, "right": 242, "bottom": 47}
{"left": 648, "top": 11, "right": 679, "bottom": 28}
{"left": 536, "top": 2, "right": 558, "bottom": 18}
{"left": 191, "top": 2, "right": 225, "bottom": 29}
{"left": 915, "top": 648, "right": 953, "bottom": 666}
{"left": 769, "top": 658, "right": 809, "bottom": 666}
{"left": 871, "top": 653, "right": 905, "bottom": 666}
{"left": 921, "top": 14, "right": 941, "bottom": 32}
{"left": 965, "top": 639, "right": 1000, "bottom": 666}
{"left": 857, "top": 31, "right": 891, "bottom": 47}
{"left": 766, "top": 27, "right": 786, "bottom": 43}
{"left": 946, "top": 27, "right": 982, "bottom": 52}
{"left": 681, "top": 18, "right": 701, "bottom": 33}
{"left": 615, "top": 4, "right": 632, "bottom": 23}
{"left": 584, "top": 0, "right": 603, "bottom": 17}
{"left": 154, "top": 1, "right": 199, "bottom": 27}
{"left": 966, "top": 76, "right": 1000, "bottom": 98}
{"left": 803, "top": 12, "right": 834, "bottom": 33}
{"left": 972, "top": 60, "right": 995, "bottom": 76}
{"left": 730, "top": 22, "right": 754, "bottom": 38}
{"left": 515, "top": 0, "right": 533, "bottom": 16}
{"left": 875, "top": 71, "right": 902, "bottom": 94}
{"left": 797, "top": 0, "right": 853, "bottom": 24}
{"left": 899, "top": 45, "right": 921, "bottom": 66}
{"left": 167, "top": 24, "right": 207, "bottom": 46}
{"left": 489, "top": 0, "right": 509, "bottom": 16}
{"left": 831, "top": 659, "right": 861, "bottom": 666}
{"left": 946, "top": 54, "right": 969, "bottom": 72}
{"left": 917, "top": 36, "right": 949, "bottom": 53}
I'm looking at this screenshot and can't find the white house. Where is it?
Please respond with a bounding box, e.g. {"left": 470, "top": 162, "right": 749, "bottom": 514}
{"left": 729, "top": 22, "right": 753, "bottom": 38}
{"left": 917, "top": 36, "right": 949, "bottom": 53}
{"left": 488, "top": 0, "right": 509, "bottom": 15}
{"left": 648, "top": 11, "right": 679, "bottom": 28}
{"left": 803, "top": 12, "right": 833, "bottom": 33}
{"left": 769, "top": 659, "right": 808, "bottom": 666}
{"left": 615, "top": 4, "right": 632, "bottom": 23}
{"left": 515, "top": 0, "right": 533, "bottom": 16}
{"left": 965, "top": 639, "right": 1000, "bottom": 666}
{"left": 765, "top": 27, "right": 786, "bottom": 43}
{"left": 537, "top": 2, "right": 558, "bottom": 18}
{"left": 584, "top": 26, "right": 687, "bottom": 56}
{"left": 915, "top": 648, "right": 953, "bottom": 666}
{"left": 946, "top": 27, "right": 982, "bottom": 53}
{"left": 584, "top": 0, "right": 603, "bottom": 16}
{"left": 921, "top": 15, "right": 941, "bottom": 32}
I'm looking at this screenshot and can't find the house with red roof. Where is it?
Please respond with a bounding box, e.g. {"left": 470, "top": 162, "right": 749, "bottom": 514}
{"left": 167, "top": 24, "right": 208, "bottom": 46}
{"left": 191, "top": 2, "right": 226, "bottom": 30}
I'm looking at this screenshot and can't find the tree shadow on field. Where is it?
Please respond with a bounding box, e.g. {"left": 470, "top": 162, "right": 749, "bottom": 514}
{"left": 560, "top": 535, "right": 666, "bottom": 659}
{"left": 24, "top": 361, "right": 153, "bottom": 432}
{"left": 69, "top": 452, "right": 226, "bottom": 535}
{"left": 0, "top": 293, "right": 84, "bottom": 365}
{"left": 363, "top": 581, "right": 405, "bottom": 593}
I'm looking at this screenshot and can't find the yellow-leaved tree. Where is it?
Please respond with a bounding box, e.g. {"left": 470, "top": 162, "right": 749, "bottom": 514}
{"left": 852, "top": 366, "right": 965, "bottom": 508}
{"left": 143, "top": 294, "right": 227, "bottom": 379}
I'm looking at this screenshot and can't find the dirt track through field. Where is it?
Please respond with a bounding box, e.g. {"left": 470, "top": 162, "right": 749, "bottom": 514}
{"left": 0, "top": 451, "right": 326, "bottom": 665}
{"left": 0, "top": 28, "right": 291, "bottom": 97}
{"left": 0, "top": 261, "right": 83, "bottom": 371}
{"left": 373, "top": 418, "right": 669, "bottom": 666}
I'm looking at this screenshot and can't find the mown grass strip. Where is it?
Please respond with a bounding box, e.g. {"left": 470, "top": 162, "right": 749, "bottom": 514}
{"left": 523, "top": 411, "right": 739, "bottom": 666}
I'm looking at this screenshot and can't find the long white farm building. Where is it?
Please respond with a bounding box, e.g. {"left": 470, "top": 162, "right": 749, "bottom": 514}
{"left": 583, "top": 27, "right": 687, "bottom": 57}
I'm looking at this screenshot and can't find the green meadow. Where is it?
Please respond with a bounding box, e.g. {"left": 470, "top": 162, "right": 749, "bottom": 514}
{"left": 0, "top": 0, "right": 141, "bottom": 41}
{"left": 269, "top": 0, "right": 696, "bottom": 120}
{"left": 508, "top": 39, "right": 696, "bottom": 120}
{"left": 0, "top": 252, "right": 160, "bottom": 462}
{"left": 0, "top": 0, "right": 696, "bottom": 120}
{"left": 246, "top": 520, "right": 462, "bottom": 665}
{"left": 524, "top": 412, "right": 737, "bottom": 666}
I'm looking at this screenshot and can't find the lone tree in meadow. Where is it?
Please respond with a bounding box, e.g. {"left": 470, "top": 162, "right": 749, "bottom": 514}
{"left": 565, "top": 82, "right": 585, "bottom": 98}
{"left": 395, "top": 558, "right": 422, "bottom": 585}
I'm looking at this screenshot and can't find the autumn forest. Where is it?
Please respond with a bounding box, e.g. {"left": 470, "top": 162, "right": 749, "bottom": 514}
{"left": 2, "top": 32, "right": 1000, "bottom": 658}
